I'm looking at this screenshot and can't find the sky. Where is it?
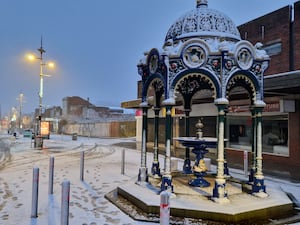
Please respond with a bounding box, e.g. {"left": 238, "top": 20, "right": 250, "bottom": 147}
{"left": 0, "top": 0, "right": 298, "bottom": 116}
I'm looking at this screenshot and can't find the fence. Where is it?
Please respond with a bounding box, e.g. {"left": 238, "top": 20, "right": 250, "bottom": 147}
{"left": 63, "top": 121, "right": 136, "bottom": 138}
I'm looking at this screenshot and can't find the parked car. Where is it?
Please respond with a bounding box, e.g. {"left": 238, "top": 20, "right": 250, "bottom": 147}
{"left": 23, "top": 129, "right": 34, "bottom": 139}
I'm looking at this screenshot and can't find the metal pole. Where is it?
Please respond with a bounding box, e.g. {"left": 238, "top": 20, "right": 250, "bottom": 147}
{"left": 61, "top": 180, "right": 70, "bottom": 225}
{"left": 80, "top": 151, "right": 84, "bottom": 181}
{"left": 37, "top": 38, "right": 45, "bottom": 147}
{"left": 31, "top": 167, "right": 39, "bottom": 218}
{"left": 160, "top": 190, "right": 170, "bottom": 225}
{"left": 38, "top": 38, "right": 45, "bottom": 120}
{"left": 49, "top": 156, "right": 55, "bottom": 195}
{"left": 121, "top": 149, "right": 125, "bottom": 175}
{"left": 244, "top": 150, "right": 248, "bottom": 177}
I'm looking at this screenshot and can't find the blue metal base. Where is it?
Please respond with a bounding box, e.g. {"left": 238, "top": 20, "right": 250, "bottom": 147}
{"left": 213, "top": 181, "right": 228, "bottom": 199}
{"left": 248, "top": 168, "right": 255, "bottom": 183}
{"left": 224, "top": 162, "right": 230, "bottom": 176}
{"left": 182, "top": 158, "right": 192, "bottom": 174}
{"left": 138, "top": 167, "right": 149, "bottom": 183}
{"left": 160, "top": 175, "right": 173, "bottom": 192}
{"left": 151, "top": 162, "right": 161, "bottom": 177}
{"left": 189, "top": 173, "right": 210, "bottom": 187}
{"left": 252, "top": 177, "right": 266, "bottom": 194}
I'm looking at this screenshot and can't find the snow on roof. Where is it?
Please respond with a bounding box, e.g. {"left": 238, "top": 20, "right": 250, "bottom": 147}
{"left": 165, "top": 0, "right": 241, "bottom": 44}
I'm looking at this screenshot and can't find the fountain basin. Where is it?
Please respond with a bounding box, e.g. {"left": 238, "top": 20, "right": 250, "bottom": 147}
{"left": 174, "top": 137, "right": 218, "bottom": 148}
{"left": 175, "top": 137, "right": 218, "bottom": 187}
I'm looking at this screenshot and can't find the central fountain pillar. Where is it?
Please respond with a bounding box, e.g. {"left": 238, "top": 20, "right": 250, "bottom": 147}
{"left": 176, "top": 120, "right": 218, "bottom": 188}
{"left": 212, "top": 99, "right": 230, "bottom": 203}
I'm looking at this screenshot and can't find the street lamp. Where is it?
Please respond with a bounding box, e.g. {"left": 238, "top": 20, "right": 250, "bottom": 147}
{"left": 26, "top": 38, "right": 55, "bottom": 148}
{"left": 16, "top": 92, "right": 25, "bottom": 130}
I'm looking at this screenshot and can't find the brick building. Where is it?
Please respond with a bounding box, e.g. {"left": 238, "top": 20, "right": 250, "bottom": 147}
{"left": 62, "top": 96, "right": 128, "bottom": 121}
{"left": 228, "top": 1, "right": 300, "bottom": 180}
{"left": 238, "top": 3, "right": 300, "bottom": 74}
{"left": 62, "top": 96, "right": 94, "bottom": 118}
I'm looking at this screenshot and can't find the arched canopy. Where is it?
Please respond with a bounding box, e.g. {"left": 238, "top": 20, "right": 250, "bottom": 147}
{"left": 226, "top": 70, "right": 261, "bottom": 105}
{"left": 171, "top": 69, "right": 219, "bottom": 109}
{"left": 141, "top": 73, "right": 165, "bottom": 104}
{"left": 174, "top": 71, "right": 218, "bottom": 109}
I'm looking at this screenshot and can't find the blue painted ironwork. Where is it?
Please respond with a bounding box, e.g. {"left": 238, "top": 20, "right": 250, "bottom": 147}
{"left": 137, "top": 0, "right": 270, "bottom": 199}
{"left": 177, "top": 136, "right": 217, "bottom": 187}
{"left": 160, "top": 105, "right": 174, "bottom": 192}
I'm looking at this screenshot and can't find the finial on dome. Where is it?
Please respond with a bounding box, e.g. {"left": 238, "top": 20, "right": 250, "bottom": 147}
{"left": 197, "top": 0, "right": 208, "bottom": 8}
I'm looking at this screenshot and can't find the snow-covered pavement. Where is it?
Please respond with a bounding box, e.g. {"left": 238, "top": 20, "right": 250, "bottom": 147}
{"left": 0, "top": 133, "right": 299, "bottom": 225}
{"left": 0, "top": 134, "right": 158, "bottom": 225}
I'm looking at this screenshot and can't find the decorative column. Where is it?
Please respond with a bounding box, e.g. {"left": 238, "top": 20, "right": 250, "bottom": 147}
{"left": 151, "top": 107, "right": 161, "bottom": 178}
{"left": 223, "top": 109, "right": 230, "bottom": 177}
{"left": 160, "top": 105, "right": 174, "bottom": 192}
{"left": 138, "top": 103, "right": 149, "bottom": 184}
{"left": 183, "top": 109, "right": 192, "bottom": 174}
{"left": 249, "top": 107, "right": 257, "bottom": 182}
{"left": 212, "top": 98, "right": 229, "bottom": 203}
{"left": 252, "top": 101, "right": 268, "bottom": 197}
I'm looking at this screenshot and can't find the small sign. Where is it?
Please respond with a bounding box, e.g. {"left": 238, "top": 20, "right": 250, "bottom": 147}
{"left": 40, "top": 121, "right": 49, "bottom": 136}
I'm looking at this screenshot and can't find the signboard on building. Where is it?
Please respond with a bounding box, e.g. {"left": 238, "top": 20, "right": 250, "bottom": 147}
{"left": 228, "top": 100, "right": 294, "bottom": 113}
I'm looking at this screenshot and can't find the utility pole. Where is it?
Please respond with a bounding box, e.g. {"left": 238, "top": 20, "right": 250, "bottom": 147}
{"left": 17, "top": 92, "right": 24, "bottom": 130}
{"left": 26, "top": 37, "right": 54, "bottom": 148}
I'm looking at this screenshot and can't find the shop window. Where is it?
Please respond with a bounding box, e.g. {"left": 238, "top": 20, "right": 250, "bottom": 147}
{"left": 262, "top": 116, "right": 288, "bottom": 155}
{"left": 229, "top": 125, "right": 247, "bottom": 142}
{"left": 226, "top": 116, "right": 252, "bottom": 150}
{"left": 226, "top": 114, "right": 288, "bottom": 155}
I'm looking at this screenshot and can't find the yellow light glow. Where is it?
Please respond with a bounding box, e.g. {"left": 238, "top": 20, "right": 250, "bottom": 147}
{"left": 48, "top": 62, "right": 55, "bottom": 68}
{"left": 26, "top": 53, "right": 36, "bottom": 61}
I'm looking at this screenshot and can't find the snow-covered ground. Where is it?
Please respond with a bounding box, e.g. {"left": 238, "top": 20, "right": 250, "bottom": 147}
{"left": 0, "top": 133, "right": 300, "bottom": 225}
{"left": 0, "top": 133, "right": 158, "bottom": 225}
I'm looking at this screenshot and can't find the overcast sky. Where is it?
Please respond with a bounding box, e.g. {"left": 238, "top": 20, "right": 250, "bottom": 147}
{"left": 0, "top": 0, "right": 298, "bottom": 115}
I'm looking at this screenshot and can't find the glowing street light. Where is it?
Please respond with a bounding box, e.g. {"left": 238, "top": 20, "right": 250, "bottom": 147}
{"left": 26, "top": 37, "right": 55, "bottom": 148}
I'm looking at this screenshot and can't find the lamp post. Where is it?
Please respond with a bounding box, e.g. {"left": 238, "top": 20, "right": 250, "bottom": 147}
{"left": 16, "top": 92, "right": 24, "bottom": 130}
{"left": 27, "top": 38, "right": 54, "bottom": 148}
{"left": 38, "top": 44, "right": 45, "bottom": 118}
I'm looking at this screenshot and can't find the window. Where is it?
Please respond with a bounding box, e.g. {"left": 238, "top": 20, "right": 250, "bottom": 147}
{"left": 262, "top": 42, "right": 282, "bottom": 56}
{"left": 262, "top": 115, "right": 288, "bottom": 155}
{"left": 226, "top": 114, "right": 288, "bottom": 155}
{"left": 226, "top": 116, "right": 252, "bottom": 150}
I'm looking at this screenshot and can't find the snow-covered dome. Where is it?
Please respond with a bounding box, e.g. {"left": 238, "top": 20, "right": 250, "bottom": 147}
{"left": 165, "top": 0, "right": 241, "bottom": 44}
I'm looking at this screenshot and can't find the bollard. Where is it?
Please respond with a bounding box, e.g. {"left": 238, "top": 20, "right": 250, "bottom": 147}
{"left": 31, "top": 167, "right": 39, "bottom": 218}
{"left": 49, "top": 156, "right": 55, "bottom": 195}
{"left": 80, "top": 151, "right": 84, "bottom": 181}
{"left": 121, "top": 149, "right": 125, "bottom": 175}
{"left": 160, "top": 190, "right": 170, "bottom": 225}
{"left": 244, "top": 150, "right": 248, "bottom": 177}
{"left": 61, "top": 180, "right": 70, "bottom": 225}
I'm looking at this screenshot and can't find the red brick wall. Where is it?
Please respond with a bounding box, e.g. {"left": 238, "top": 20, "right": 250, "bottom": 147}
{"left": 238, "top": 6, "right": 292, "bottom": 75}
{"left": 288, "top": 100, "right": 300, "bottom": 165}
{"left": 294, "top": 1, "right": 300, "bottom": 70}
